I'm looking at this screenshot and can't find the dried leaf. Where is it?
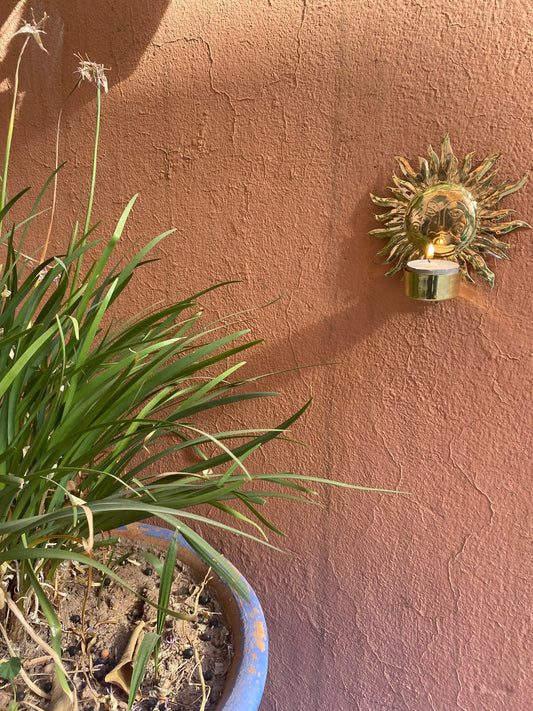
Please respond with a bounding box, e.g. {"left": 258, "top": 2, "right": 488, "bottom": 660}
{"left": 0, "top": 686, "right": 11, "bottom": 704}
{"left": 0, "top": 689, "right": 11, "bottom": 710}
{"left": 104, "top": 622, "right": 145, "bottom": 696}
{"left": 49, "top": 675, "right": 78, "bottom": 711}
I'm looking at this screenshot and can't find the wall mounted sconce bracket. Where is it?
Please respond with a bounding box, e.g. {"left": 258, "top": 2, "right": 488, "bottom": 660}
{"left": 369, "top": 135, "right": 530, "bottom": 300}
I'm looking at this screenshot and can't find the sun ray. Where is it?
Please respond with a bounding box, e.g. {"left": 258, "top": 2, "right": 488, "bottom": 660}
{"left": 369, "top": 135, "right": 530, "bottom": 286}
{"left": 481, "top": 219, "right": 529, "bottom": 236}
{"left": 395, "top": 156, "right": 421, "bottom": 185}
{"left": 457, "top": 151, "right": 475, "bottom": 180}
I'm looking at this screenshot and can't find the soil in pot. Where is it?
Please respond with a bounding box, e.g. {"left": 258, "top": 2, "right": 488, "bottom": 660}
{"left": 0, "top": 537, "right": 233, "bottom": 710}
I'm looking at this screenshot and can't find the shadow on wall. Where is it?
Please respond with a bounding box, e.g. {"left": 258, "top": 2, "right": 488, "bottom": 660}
{"left": 0, "top": 0, "right": 172, "bottom": 102}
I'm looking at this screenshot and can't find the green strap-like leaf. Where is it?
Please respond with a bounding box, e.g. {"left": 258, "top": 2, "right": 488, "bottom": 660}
{"left": 128, "top": 632, "right": 160, "bottom": 710}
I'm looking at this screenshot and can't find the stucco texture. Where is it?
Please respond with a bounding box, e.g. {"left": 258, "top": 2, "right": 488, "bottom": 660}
{"left": 2, "top": 1, "right": 532, "bottom": 710}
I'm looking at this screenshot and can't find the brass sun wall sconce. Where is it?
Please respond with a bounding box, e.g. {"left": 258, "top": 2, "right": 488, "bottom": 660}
{"left": 369, "top": 135, "right": 530, "bottom": 301}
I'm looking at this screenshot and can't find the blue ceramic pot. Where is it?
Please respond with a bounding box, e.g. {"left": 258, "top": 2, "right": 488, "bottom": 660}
{"left": 121, "top": 523, "right": 268, "bottom": 711}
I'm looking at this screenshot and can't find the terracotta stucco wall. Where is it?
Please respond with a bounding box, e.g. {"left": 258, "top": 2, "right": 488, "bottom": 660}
{"left": 2, "top": 1, "right": 532, "bottom": 709}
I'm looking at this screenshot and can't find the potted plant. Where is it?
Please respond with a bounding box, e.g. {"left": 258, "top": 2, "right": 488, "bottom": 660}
{"left": 0, "top": 15, "right": 382, "bottom": 710}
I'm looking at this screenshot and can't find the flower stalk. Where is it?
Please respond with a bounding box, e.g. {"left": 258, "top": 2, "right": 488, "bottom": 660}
{"left": 0, "top": 13, "right": 48, "bottom": 237}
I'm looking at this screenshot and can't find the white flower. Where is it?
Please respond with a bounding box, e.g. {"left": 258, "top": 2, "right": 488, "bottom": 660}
{"left": 74, "top": 53, "right": 109, "bottom": 93}
{"left": 12, "top": 11, "right": 48, "bottom": 53}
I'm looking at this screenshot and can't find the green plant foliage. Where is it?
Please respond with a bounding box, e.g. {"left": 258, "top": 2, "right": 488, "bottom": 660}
{"left": 0, "top": 192, "right": 319, "bottom": 596}
{"left": 0, "top": 31, "right": 345, "bottom": 615}
{"left": 0, "top": 16, "right": 390, "bottom": 704}
{"left": 128, "top": 632, "right": 160, "bottom": 709}
{"left": 0, "top": 657, "right": 21, "bottom": 681}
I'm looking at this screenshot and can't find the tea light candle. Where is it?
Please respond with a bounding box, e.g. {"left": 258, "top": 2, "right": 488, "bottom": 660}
{"left": 404, "top": 259, "right": 460, "bottom": 301}
{"left": 405, "top": 259, "right": 460, "bottom": 276}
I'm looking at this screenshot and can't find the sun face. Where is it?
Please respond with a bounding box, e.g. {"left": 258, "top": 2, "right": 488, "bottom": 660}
{"left": 369, "top": 135, "right": 530, "bottom": 286}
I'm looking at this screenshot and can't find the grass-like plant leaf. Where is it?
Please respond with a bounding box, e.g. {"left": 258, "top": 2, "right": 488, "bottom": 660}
{"left": 127, "top": 632, "right": 160, "bottom": 710}
{"left": 0, "top": 35, "right": 390, "bottom": 704}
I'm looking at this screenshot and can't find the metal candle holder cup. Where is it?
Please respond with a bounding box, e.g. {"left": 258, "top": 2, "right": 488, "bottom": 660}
{"left": 404, "top": 259, "right": 460, "bottom": 301}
